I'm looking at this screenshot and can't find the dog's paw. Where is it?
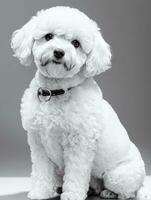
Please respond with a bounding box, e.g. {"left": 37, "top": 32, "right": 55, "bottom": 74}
{"left": 61, "top": 192, "right": 83, "bottom": 200}
{"left": 100, "top": 189, "right": 118, "bottom": 199}
{"left": 28, "top": 188, "right": 58, "bottom": 200}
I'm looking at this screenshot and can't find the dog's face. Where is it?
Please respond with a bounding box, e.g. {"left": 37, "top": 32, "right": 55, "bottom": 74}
{"left": 32, "top": 17, "right": 88, "bottom": 78}
{"left": 11, "top": 7, "right": 111, "bottom": 78}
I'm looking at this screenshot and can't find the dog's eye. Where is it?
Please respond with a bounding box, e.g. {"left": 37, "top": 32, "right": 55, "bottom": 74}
{"left": 44, "top": 33, "right": 54, "bottom": 41}
{"left": 71, "top": 40, "right": 80, "bottom": 48}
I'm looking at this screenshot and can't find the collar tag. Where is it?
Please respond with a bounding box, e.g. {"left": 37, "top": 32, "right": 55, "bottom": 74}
{"left": 37, "top": 87, "right": 51, "bottom": 102}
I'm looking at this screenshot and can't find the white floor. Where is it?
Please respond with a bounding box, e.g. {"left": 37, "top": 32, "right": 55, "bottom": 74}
{"left": 0, "top": 176, "right": 151, "bottom": 200}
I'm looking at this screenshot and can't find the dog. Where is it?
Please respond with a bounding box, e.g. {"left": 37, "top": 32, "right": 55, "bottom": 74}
{"left": 11, "top": 6, "right": 146, "bottom": 200}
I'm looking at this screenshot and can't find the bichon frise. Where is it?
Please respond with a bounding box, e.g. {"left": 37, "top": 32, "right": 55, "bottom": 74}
{"left": 11, "top": 6, "right": 146, "bottom": 200}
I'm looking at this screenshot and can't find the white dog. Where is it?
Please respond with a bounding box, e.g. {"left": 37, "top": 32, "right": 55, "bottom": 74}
{"left": 11, "top": 6, "right": 146, "bottom": 200}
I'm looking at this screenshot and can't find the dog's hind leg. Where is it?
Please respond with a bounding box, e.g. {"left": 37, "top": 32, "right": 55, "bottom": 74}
{"left": 102, "top": 160, "right": 145, "bottom": 199}
{"left": 27, "top": 132, "right": 62, "bottom": 200}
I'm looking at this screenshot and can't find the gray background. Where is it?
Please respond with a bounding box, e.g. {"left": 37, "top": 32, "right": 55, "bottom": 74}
{"left": 0, "top": 0, "right": 150, "bottom": 177}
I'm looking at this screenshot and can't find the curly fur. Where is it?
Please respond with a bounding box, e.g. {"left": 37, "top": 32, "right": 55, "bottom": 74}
{"left": 11, "top": 6, "right": 146, "bottom": 200}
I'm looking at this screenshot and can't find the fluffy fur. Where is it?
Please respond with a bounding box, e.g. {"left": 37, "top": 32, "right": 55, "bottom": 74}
{"left": 11, "top": 6, "right": 146, "bottom": 200}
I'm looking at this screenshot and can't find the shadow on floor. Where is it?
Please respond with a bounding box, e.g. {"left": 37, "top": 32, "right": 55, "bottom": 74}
{"left": 0, "top": 192, "right": 118, "bottom": 200}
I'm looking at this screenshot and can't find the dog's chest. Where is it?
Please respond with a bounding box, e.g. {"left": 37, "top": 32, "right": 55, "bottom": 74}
{"left": 21, "top": 90, "right": 82, "bottom": 168}
{"left": 21, "top": 81, "right": 103, "bottom": 168}
{"left": 30, "top": 102, "right": 66, "bottom": 168}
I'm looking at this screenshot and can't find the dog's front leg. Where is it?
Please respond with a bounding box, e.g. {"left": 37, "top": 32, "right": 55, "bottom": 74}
{"left": 27, "top": 132, "right": 61, "bottom": 200}
{"left": 61, "top": 137, "right": 96, "bottom": 200}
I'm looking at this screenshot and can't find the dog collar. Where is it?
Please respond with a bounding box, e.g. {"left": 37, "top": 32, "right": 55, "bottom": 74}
{"left": 37, "top": 87, "right": 71, "bottom": 102}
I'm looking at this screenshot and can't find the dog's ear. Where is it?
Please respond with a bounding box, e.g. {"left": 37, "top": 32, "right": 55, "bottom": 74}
{"left": 83, "top": 30, "right": 111, "bottom": 77}
{"left": 11, "top": 16, "right": 37, "bottom": 66}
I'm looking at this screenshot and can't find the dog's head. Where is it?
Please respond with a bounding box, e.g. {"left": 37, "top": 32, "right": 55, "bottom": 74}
{"left": 11, "top": 7, "right": 111, "bottom": 78}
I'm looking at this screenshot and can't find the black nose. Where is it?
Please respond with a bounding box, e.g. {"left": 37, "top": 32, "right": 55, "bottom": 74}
{"left": 54, "top": 49, "right": 65, "bottom": 59}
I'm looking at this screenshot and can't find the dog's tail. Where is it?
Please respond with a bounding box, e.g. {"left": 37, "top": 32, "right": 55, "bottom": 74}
{"left": 0, "top": 177, "right": 30, "bottom": 196}
{"left": 136, "top": 176, "right": 151, "bottom": 200}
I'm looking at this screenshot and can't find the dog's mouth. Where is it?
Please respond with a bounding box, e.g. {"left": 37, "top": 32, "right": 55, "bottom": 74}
{"left": 41, "top": 59, "right": 61, "bottom": 67}
{"left": 41, "top": 59, "right": 75, "bottom": 71}
{"left": 52, "top": 59, "right": 61, "bottom": 65}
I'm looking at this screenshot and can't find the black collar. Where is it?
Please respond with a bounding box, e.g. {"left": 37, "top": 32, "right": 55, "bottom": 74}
{"left": 37, "top": 87, "right": 71, "bottom": 102}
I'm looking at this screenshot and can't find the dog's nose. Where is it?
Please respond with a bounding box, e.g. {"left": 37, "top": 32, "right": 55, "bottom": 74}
{"left": 54, "top": 49, "right": 65, "bottom": 59}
